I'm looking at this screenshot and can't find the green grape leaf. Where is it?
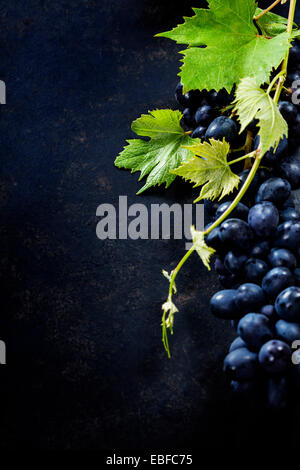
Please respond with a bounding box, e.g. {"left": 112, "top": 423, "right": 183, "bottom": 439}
{"left": 233, "top": 77, "right": 288, "bottom": 156}
{"left": 171, "top": 138, "right": 240, "bottom": 202}
{"left": 255, "top": 8, "right": 288, "bottom": 37}
{"left": 190, "top": 226, "right": 215, "bottom": 270}
{"left": 115, "top": 109, "right": 194, "bottom": 194}
{"left": 156, "top": 0, "right": 290, "bottom": 93}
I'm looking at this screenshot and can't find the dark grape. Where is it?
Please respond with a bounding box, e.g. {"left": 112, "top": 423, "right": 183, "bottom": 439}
{"left": 250, "top": 241, "right": 270, "bottom": 260}
{"left": 214, "top": 256, "right": 229, "bottom": 276}
{"left": 218, "top": 273, "right": 240, "bottom": 289}
{"left": 229, "top": 336, "right": 247, "bottom": 352}
{"left": 273, "top": 220, "right": 300, "bottom": 250}
{"left": 294, "top": 268, "right": 300, "bottom": 286}
{"left": 268, "top": 248, "right": 297, "bottom": 270}
{"left": 210, "top": 289, "right": 241, "bottom": 319}
{"left": 206, "top": 226, "right": 223, "bottom": 251}
{"left": 288, "top": 43, "right": 300, "bottom": 69}
{"left": 205, "top": 116, "right": 238, "bottom": 146}
{"left": 275, "top": 286, "right": 300, "bottom": 322}
{"left": 256, "top": 177, "right": 291, "bottom": 206}
{"left": 258, "top": 340, "right": 291, "bottom": 374}
{"left": 219, "top": 218, "right": 253, "bottom": 251}
{"left": 195, "top": 105, "right": 214, "bottom": 126}
{"left": 223, "top": 348, "right": 258, "bottom": 381}
{"left": 262, "top": 267, "right": 294, "bottom": 300}
{"left": 280, "top": 207, "right": 300, "bottom": 222}
{"left": 183, "top": 89, "right": 203, "bottom": 109}
{"left": 278, "top": 101, "right": 297, "bottom": 126}
{"left": 248, "top": 201, "right": 279, "bottom": 238}
{"left": 278, "top": 154, "right": 300, "bottom": 190}
{"left": 182, "top": 108, "right": 196, "bottom": 128}
{"left": 244, "top": 258, "right": 268, "bottom": 284}
{"left": 224, "top": 251, "right": 247, "bottom": 274}
{"left": 253, "top": 135, "right": 288, "bottom": 166}
{"left": 215, "top": 201, "right": 249, "bottom": 221}
{"left": 191, "top": 125, "right": 207, "bottom": 139}
{"left": 238, "top": 313, "right": 273, "bottom": 350}
{"left": 230, "top": 380, "right": 256, "bottom": 396}
{"left": 235, "top": 283, "right": 265, "bottom": 314}
{"left": 175, "top": 82, "right": 187, "bottom": 107}
{"left": 275, "top": 319, "right": 300, "bottom": 343}
{"left": 260, "top": 304, "right": 277, "bottom": 322}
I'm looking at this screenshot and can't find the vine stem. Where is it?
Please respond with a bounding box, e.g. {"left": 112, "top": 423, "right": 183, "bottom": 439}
{"left": 274, "top": 0, "right": 297, "bottom": 104}
{"left": 254, "top": 0, "right": 283, "bottom": 21}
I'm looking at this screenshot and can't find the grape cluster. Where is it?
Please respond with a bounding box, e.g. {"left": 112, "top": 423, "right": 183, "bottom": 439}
{"left": 174, "top": 44, "right": 300, "bottom": 408}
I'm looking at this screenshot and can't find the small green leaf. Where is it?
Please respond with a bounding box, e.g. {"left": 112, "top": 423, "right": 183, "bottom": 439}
{"left": 115, "top": 109, "right": 194, "bottom": 194}
{"left": 255, "top": 8, "right": 288, "bottom": 37}
{"left": 233, "top": 77, "right": 288, "bottom": 156}
{"left": 190, "top": 226, "right": 215, "bottom": 270}
{"left": 171, "top": 138, "right": 240, "bottom": 202}
{"left": 156, "top": 0, "right": 290, "bottom": 92}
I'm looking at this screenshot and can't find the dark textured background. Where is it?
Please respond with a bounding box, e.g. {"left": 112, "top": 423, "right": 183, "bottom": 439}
{"left": 0, "top": 0, "right": 299, "bottom": 451}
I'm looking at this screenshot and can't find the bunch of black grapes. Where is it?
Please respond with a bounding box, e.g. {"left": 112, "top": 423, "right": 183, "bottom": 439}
{"left": 174, "top": 43, "right": 300, "bottom": 408}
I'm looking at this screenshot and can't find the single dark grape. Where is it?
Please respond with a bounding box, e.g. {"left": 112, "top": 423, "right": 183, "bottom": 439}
{"left": 229, "top": 336, "right": 247, "bottom": 352}
{"left": 248, "top": 201, "right": 279, "bottom": 238}
{"left": 278, "top": 101, "right": 297, "bottom": 126}
{"left": 191, "top": 125, "right": 207, "bottom": 139}
{"left": 280, "top": 207, "right": 300, "bottom": 222}
{"left": 258, "top": 340, "right": 291, "bottom": 374}
{"left": 238, "top": 313, "right": 273, "bottom": 350}
{"left": 214, "top": 256, "right": 230, "bottom": 276}
{"left": 275, "top": 286, "right": 300, "bottom": 322}
{"left": 273, "top": 221, "right": 300, "bottom": 250}
{"left": 260, "top": 304, "right": 277, "bottom": 322}
{"left": 250, "top": 241, "right": 270, "bottom": 260}
{"left": 244, "top": 258, "right": 268, "bottom": 284}
{"left": 275, "top": 319, "right": 300, "bottom": 343}
{"left": 215, "top": 201, "right": 249, "bottom": 221}
{"left": 206, "top": 226, "right": 223, "bottom": 251}
{"left": 268, "top": 248, "right": 297, "bottom": 270}
{"left": 224, "top": 251, "right": 247, "bottom": 274}
{"left": 205, "top": 116, "right": 238, "bottom": 146}
{"left": 210, "top": 289, "right": 241, "bottom": 319}
{"left": 182, "top": 108, "right": 196, "bottom": 128}
{"left": 262, "top": 267, "right": 294, "bottom": 300}
{"left": 219, "top": 218, "right": 253, "bottom": 251}
{"left": 253, "top": 135, "right": 288, "bottom": 166}
{"left": 278, "top": 154, "right": 300, "bottom": 190}
{"left": 223, "top": 348, "right": 258, "bottom": 381}
{"left": 255, "top": 177, "right": 291, "bottom": 206}
{"left": 235, "top": 283, "right": 265, "bottom": 314}
{"left": 195, "top": 105, "right": 214, "bottom": 126}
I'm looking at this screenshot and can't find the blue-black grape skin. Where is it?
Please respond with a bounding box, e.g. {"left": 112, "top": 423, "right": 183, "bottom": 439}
{"left": 260, "top": 304, "right": 277, "bottom": 322}
{"left": 214, "top": 257, "right": 230, "bottom": 276}
{"left": 280, "top": 207, "right": 300, "bottom": 222}
{"left": 229, "top": 336, "right": 247, "bottom": 352}
{"left": 294, "top": 268, "right": 300, "bottom": 287}
{"left": 215, "top": 201, "right": 249, "bottom": 221}
{"left": 210, "top": 289, "right": 242, "bottom": 319}
{"left": 237, "top": 313, "right": 273, "bottom": 350}
{"left": 182, "top": 108, "right": 196, "bottom": 128}
{"left": 273, "top": 221, "right": 300, "bottom": 250}
{"left": 224, "top": 251, "right": 247, "bottom": 274}
{"left": 275, "top": 286, "right": 300, "bottom": 322}
{"left": 267, "top": 377, "right": 288, "bottom": 409}
{"left": 219, "top": 218, "right": 253, "bottom": 251}
{"left": 255, "top": 177, "right": 291, "bottom": 206}
{"left": 275, "top": 319, "right": 300, "bottom": 343}
{"left": 230, "top": 380, "right": 256, "bottom": 396}
{"left": 244, "top": 258, "right": 268, "bottom": 284}
{"left": 258, "top": 340, "right": 291, "bottom": 374}
{"left": 175, "top": 82, "right": 187, "bottom": 107}
{"left": 205, "top": 116, "right": 238, "bottom": 145}
{"left": 223, "top": 348, "right": 258, "bottom": 381}
{"left": 218, "top": 273, "right": 240, "bottom": 289}
{"left": 262, "top": 267, "right": 294, "bottom": 300}
{"left": 191, "top": 125, "right": 207, "bottom": 139}
{"left": 268, "top": 248, "right": 297, "bottom": 270}
{"left": 278, "top": 101, "right": 298, "bottom": 126}
{"left": 278, "top": 155, "right": 300, "bottom": 190}
{"left": 235, "top": 283, "right": 265, "bottom": 314}
{"left": 206, "top": 226, "right": 224, "bottom": 252}
{"left": 195, "top": 105, "right": 214, "bottom": 126}
{"left": 248, "top": 201, "right": 279, "bottom": 238}
{"left": 250, "top": 241, "right": 270, "bottom": 260}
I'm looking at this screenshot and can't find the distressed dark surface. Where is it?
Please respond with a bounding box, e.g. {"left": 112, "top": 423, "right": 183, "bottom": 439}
{"left": 0, "top": 0, "right": 299, "bottom": 450}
